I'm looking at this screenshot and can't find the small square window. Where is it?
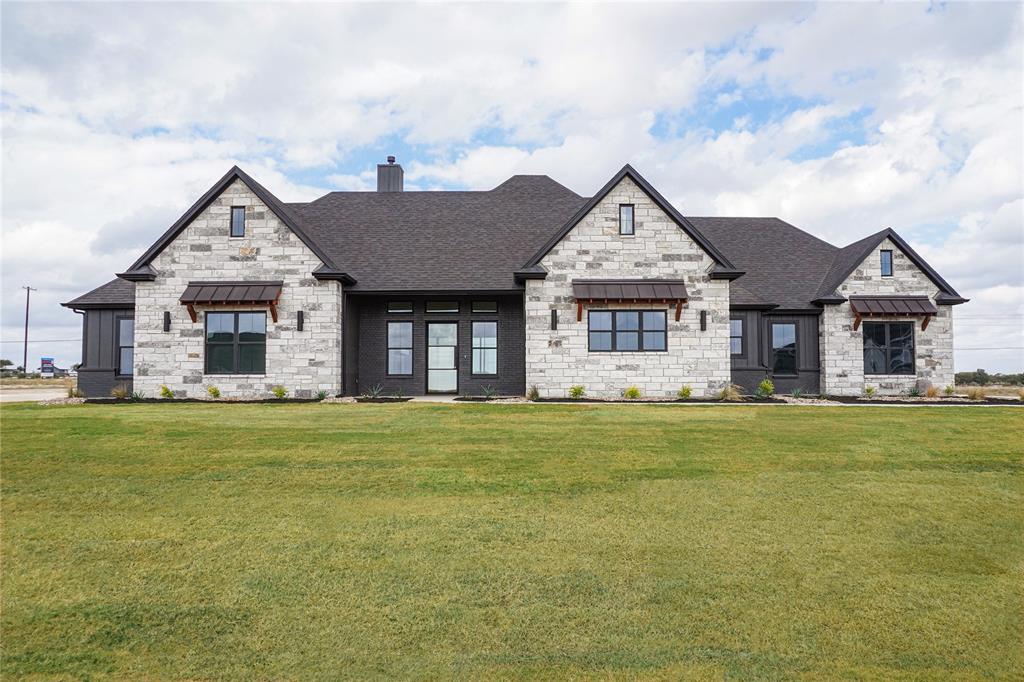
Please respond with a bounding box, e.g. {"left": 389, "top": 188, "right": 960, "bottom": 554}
{"left": 426, "top": 301, "right": 459, "bottom": 314}
{"left": 472, "top": 301, "right": 497, "bottom": 314}
{"left": 230, "top": 206, "right": 245, "bottom": 237}
{"left": 880, "top": 250, "right": 893, "bottom": 277}
{"left": 387, "top": 301, "right": 413, "bottom": 313}
{"left": 619, "top": 204, "right": 634, "bottom": 235}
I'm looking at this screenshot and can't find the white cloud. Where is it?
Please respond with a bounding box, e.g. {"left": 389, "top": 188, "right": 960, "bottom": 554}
{"left": 1, "top": 2, "right": 1021, "bottom": 372}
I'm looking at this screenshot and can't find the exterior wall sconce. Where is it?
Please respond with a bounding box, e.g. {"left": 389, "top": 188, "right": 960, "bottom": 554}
{"left": 700, "top": 310, "right": 707, "bottom": 331}
{"left": 551, "top": 309, "right": 558, "bottom": 330}
{"left": 163, "top": 311, "right": 171, "bottom": 332}
{"left": 297, "top": 310, "right": 304, "bottom": 331}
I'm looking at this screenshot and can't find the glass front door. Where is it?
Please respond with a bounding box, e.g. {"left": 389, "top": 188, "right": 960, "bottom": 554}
{"left": 427, "top": 323, "right": 458, "bottom": 393}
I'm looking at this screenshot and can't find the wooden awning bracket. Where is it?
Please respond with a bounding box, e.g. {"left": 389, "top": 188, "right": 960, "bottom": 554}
{"left": 186, "top": 304, "right": 197, "bottom": 323}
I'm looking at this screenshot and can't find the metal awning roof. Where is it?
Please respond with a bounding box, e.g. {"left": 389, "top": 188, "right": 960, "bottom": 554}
{"left": 849, "top": 296, "right": 939, "bottom": 330}
{"left": 572, "top": 279, "right": 689, "bottom": 302}
{"left": 179, "top": 281, "right": 283, "bottom": 322}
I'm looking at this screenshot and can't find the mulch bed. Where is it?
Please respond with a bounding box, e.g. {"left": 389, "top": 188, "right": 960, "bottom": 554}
{"left": 354, "top": 397, "right": 414, "bottom": 403}
{"left": 85, "top": 397, "right": 323, "bottom": 405}
{"left": 823, "top": 395, "right": 1021, "bottom": 406}
{"left": 535, "top": 397, "right": 787, "bottom": 404}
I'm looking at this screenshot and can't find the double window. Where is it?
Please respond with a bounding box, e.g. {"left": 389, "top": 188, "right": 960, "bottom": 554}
{"left": 387, "top": 322, "right": 413, "bottom": 375}
{"left": 472, "top": 321, "right": 497, "bottom": 374}
{"left": 863, "top": 321, "right": 914, "bottom": 375}
{"left": 588, "top": 310, "right": 666, "bottom": 352}
{"left": 771, "top": 323, "right": 797, "bottom": 375}
{"left": 230, "top": 206, "right": 246, "bottom": 237}
{"left": 205, "top": 312, "right": 266, "bottom": 374}
{"left": 880, "top": 250, "right": 893, "bottom": 277}
{"left": 619, "top": 204, "right": 634, "bottom": 235}
{"left": 729, "top": 319, "right": 743, "bottom": 355}
{"left": 116, "top": 317, "right": 134, "bottom": 376}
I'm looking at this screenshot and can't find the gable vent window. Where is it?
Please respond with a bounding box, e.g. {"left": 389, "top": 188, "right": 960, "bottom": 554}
{"left": 619, "top": 204, "right": 635, "bottom": 235}
{"left": 880, "top": 249, "right": 893, "bottom": 277}
{"left": 230, "top": 206, "right": 246, "bottom": 238}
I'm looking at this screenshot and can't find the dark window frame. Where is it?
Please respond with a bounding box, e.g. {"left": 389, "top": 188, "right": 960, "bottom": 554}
{"left": 204, "top": 311, "right": 267, "bottom": 375}
{"left": 880, "top": 249, "right": 894, "bottom": 277}
{"left": 862, "top": 321, "right": 916, "bottom": 376}
{"left": 426, "top": 301, "right": 460, "bottom": 314}
{"left": 471, "top": 301, "right": 498, "bottom": 314}
{"left": 729, "top": 318, "right": 744, "bottom": 357}
{"left": 770, "top": 321, "right": 798, "bottom": 376}
{"left": 230, "top": 206, "right": 246, "bottom": 238}
{"left": 471, "top": 320, "right": 498, "bottom": 376}
{"left": 115, "top": 315, "right": 134, "bottom": 377}
{"left": 619, "top": 204, "right": 635, "bottom": 235}
{"left": 588, "top": 309, "right": 667, "bottom": 353}
{"left": 387, "top": 301, "right": 413, "bottom": 314}
{"left": 386, "top": 321, "right": 414, "bottom": 376}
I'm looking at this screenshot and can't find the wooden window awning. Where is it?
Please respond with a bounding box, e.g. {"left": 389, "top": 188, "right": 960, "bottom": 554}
{"left": 850, "top": 296, "right": 938, "bottom": 331}
{"left": 179, "top": 281, "right": 283, "bottom": 323}
{"left": 572, "top": 279, "right": 689, "bottom": 321}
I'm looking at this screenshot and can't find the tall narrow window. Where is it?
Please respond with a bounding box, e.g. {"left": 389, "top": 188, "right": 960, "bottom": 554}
{"left": 863, "top": 322, "right": 914, "bottom": 375}
{"left": 205, "top": 312, "right": 266, "bottom": 374}
{"left": 730, "top": 318, "right": 743, "bottom": 355}
{"left": 880, "top": 249, "right": 893, "bottom": 277}
{"left": 116, "top": 317, "right": 134, "bottom": 376}
{"left": 230, "top": 206, "right": 246, "bottom": 237}
{"left": 619, "top": 204, "right": 635, "bottom": 235}
{"left": 387, "top": 322, "right": 413, "bottom": 375}
{"left": 771, "top": 323, "right": 797, "bottom": 375}
{"left": 472, "top": 321, "right": 497, "bottom": 375}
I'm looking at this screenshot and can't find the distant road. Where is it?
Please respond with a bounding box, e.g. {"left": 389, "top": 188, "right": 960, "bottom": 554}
{"left": 0, "top": 387, "right": 67, "bottom": 403}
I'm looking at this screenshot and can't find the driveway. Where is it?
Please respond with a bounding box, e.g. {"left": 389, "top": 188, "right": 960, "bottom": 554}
{"left": 0, "top": 388, "right": 67, "bottom": 403}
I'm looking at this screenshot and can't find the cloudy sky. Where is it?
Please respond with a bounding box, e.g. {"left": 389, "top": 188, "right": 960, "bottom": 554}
{"left": 2, "top": 1, "right": 1022, "bottom": 372}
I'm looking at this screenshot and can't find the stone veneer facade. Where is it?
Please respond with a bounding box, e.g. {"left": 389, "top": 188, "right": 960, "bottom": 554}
{"left": 525, "top": 176, "right": 731, "bottom": 398}
{"left": 819, "top": 238, "right": 954, "bottom": 395}
{"left": 133, "top": 179, "right": 342, "bottom": 398}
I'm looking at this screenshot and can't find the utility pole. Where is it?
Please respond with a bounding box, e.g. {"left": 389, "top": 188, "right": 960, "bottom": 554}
{"left": 22, "top": 286, "right": 36, "bottom": 374}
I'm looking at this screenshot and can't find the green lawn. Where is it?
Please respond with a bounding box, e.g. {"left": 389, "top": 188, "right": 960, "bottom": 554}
{"left": 2, "top": 403, "right": 1022, "bottom": 680}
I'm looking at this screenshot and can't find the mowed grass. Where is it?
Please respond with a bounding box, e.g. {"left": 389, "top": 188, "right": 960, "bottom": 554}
{"left": 1, "top": 403, "right": 1022, "bottom": 680}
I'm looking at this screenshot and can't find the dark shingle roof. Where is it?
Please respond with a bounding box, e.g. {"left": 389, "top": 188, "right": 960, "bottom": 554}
{"left": 62, "top": 278, "right": 135, "bottom": 308}
{"left": 293, "top": 175, "right": 588, "bottom": 290}
{"left": 689, "top": 217, "right": 839, "bottom": 310}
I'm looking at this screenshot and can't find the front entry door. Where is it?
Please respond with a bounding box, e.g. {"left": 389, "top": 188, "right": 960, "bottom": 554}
{"left": 427, "top": 322, "right": 458, "bottom": 393}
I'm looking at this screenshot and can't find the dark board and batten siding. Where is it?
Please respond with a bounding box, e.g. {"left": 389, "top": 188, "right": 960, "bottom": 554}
{"left": 351, "top": 294, "right": 525, "bottom": 397}
{"left": 730, "top": 310, "right": 821, "bottom": 394}
{"left": 77, "top": 308, "right": 133, "bottom": 397}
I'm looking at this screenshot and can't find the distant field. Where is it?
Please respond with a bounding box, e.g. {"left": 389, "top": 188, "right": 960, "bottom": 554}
{"left": 0, "top": 377, "right": 74, "bottom": 389}
{"left": 2, "top": 402, "right": 1022, "bottom": 679}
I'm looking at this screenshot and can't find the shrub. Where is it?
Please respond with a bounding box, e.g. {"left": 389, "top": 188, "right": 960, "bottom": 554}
{"left": 271, "top": 385, "right": 288, "bottom": 399}
{"left": 110, "top": 382, "right": 130, "bottom": 400}
{"left": 863, "top": 386, "right": 877, "bottom": 398}
{"left": 131, "top": 391, "right": 146, "bottom": 400}
{"left": 622, "top": 385, "right": 642, "bottom": 400}
{"left": 315, "top": 390, "right": 329, "bottom": 401}
{"left": 677, "top": 385, "right": 692, "bottom": 400}
{"left": 756, "top": 378, "right": 775, "bottom": 399}
{"left": 925, "top": 385, "right": 940, "bottom": 398}
{"left": 568, "top": 385, "right": 586, "bottom": 399}
{"left": 790, "top": 388, "right": 804, "bottom": 399}
{"left": 966, "top": 386, "right": 986, "bottom": 401}
{"left": 159, "top": 384, "right": 174, "bottom": 399}
{"left": 906, "top": 386, "right": 922, "bottom": 398}
{"left": 393, "top": 388, "right": 405, "bottom": 399}
{"left": 364, "top": 383, "right": 384, "bottom": 398}
{"left": 944, "top": 385, "right": 955, "bottom": 397}
{"left": 206, "top": 385, "right": 221, "bottom": 399}
{"left": 482, "top": 385, "right": 498, "bottom": 399}
{"left": 718, "top": 384, "right": 742, "bottom": 402}
{"left": 527, "top": 385, "right": 540, "bottom": 401}
{"left": 1019, "top": 388, "right": 1024, "bottom": 402}
{"left": 67, "top": 386, "right": 84, "bottom": 398}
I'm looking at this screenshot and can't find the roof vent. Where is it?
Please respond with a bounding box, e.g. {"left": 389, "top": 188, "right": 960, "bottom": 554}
{"left": 377, "top": 155, "right": 403, "bottom": 192}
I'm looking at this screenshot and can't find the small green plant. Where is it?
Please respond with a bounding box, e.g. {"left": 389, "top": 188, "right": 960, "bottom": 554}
{"left": 677, "top": 385, "right": 692, "bottom": 400}
{"left": 271, "top": 385, "right": 288, "bottom": 399}
{"left": 790, "top": 388, "right": 804, "bottom": 399}
{"left": 131, "top": 391, "right": 146, "bottom": 400}
{"left": 110, "top": 382, "right": 130, "bottom": 400}
{"left": 622, "top": 385, "right": 642, "bottom": 400}
{"left": 717, "top": 384, "right": 742, "bottom": 401}
{"left": 568, "top": 384, "right": 586, "bottom": 399}
{"left": 863, "top": 386, "right": 877, "bottom": 398}
{"left": 906, "top": 386, "right": 923, "bottom": 398}
{"left": 925, "top": 385, "right": 940, "bottom": 399}
{"left": 966, "top": 386, "right": 986, "bottom": 401}
{"left": 159, "top": 384, "right": 174, "bottom": 399}
{"left": 527, "top": 385, "right": 540, "bottom": 401}
{"left": 1019, "top": 388, "right": 1024, "bottom": 402}
{"left": 393, "top": 388, "right": 405, "bottom": 399}
{"left": 756, "top": 378, "right": 775, "bottom": 399}
{"left": 315, "top": 390, "right": 329, "bottom": 401}
{"left": 943, "top": 385, "right": 955, "bottom": 397}
{"left": 364, "top": 383, "right": 384, "bottom": 398}
{"left": 67, "top": 385, "right": 84, "bottom": 398}
{"left": 206, "top": 385, "right": 221, "bottom": 399}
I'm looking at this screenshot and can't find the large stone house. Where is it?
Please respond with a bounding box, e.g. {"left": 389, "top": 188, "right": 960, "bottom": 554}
{"left": 63, "top": 159, "right": 966, "bottom": 398}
